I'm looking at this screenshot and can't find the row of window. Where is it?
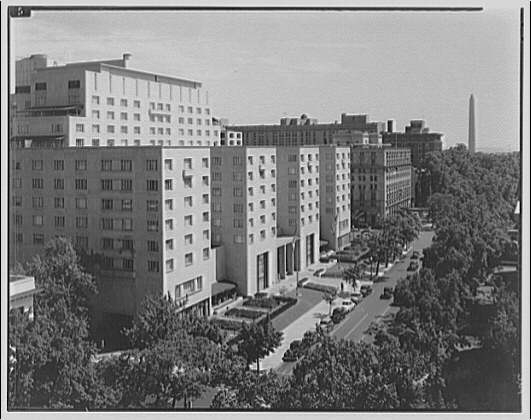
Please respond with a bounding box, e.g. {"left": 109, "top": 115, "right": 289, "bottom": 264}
{"left": 91, "top": 95, "right": 211, "bottom": 116}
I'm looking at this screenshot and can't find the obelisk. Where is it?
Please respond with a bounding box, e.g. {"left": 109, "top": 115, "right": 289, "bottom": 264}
{"left": 468, "top": 94, "right": 476, "bottom": 153}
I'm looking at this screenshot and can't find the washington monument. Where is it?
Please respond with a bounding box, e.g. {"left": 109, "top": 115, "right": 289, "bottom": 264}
{"left": 468, "top": 94, "right": 476, "bottom": 153}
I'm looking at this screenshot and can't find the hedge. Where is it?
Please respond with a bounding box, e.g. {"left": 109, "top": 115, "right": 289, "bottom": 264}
{"left": 211, "top": 318, "right": 247, "bottom": 331}
{"left": 225, "top": 307, "right": 264, "bottom": 320}
{"left": 303, "top": 282, "right": 338, "bottom": 294}
{"left": 243, "top": 297, "right": 280, "bottom": 310}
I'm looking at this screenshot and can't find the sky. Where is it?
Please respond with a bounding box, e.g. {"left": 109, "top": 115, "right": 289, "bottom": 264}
{"left": 11, "top": 8, "right": 520, "bottom": 152}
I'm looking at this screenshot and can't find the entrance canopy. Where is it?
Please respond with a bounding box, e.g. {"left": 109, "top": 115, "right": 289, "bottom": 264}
{"left": 211, "top": 281, "right": 237, "bottom": 296}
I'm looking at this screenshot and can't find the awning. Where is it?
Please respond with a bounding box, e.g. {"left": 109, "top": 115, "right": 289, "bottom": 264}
{"left": 211, "top": 282, "right": 237, "bottom": 296}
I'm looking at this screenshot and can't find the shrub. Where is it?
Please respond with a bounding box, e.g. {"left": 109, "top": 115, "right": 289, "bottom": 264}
{"left": 332, "top": 307, "right": 347, "bottom": 324}
{"left": 211, "top": 318, "right": 247, "bottom": 331}
{"left": 243, "top": 297, "right": 280, "bottom": 310}
{"left": 225, "top": 308, "right": 264, "bottom": 320}
{"left": 303, "top": 282, "right": 338, "bottom": 294}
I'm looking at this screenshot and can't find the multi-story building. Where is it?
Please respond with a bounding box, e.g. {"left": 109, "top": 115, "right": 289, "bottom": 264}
{"left": 210, "top": 147, "right": 278, "bottom": 296}
{"left": 11, "top": 53, "right": 220, "bottom": 149}
{"left": 382, "top": 120, "right": 443, "bottom": 167}
{"left": 9, "top": 146, "right": 215, "bottom": 320}
{"left": 319, "top": 146, "right": 351, "bottom": 250}
{"left": 276, "top": 147, "right": 320, "bottom": 270}
{"left": 9, "top": 275, "right": 36, "bottom": 320}
{"left": 350, "top": 145, "right": 412, "bottom": 227}
{"left": 219, "top": 128, "right": 243, "bottom": 146}
{"left": 229, "top": 113, "right": 387, "bottom": 147}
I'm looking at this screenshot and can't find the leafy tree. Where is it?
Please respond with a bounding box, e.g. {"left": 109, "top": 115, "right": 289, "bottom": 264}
{"left": 8, "top": 237, "right": 105, "bottom": 409}
{"left": 343, "top": 263, "right": 363, "bottom": 288}
{"left": 237, "top": 321, "right": 283, "bottom": 373}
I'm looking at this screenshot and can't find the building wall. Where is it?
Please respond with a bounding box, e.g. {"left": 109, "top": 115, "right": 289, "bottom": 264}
{"left": 350, "top": 146, "right": 411, "bottom": 227}
{"left": 9, "top": 146, "right": 214, "bottom": 317}
{"left": 319, "top": 146, "right": 351, "bottom": 250}
{"left": 276, "top": 147, "right": 320, "bottom": 270}
{"left": 12, "top": 55, "right": 221, "bottom": 149}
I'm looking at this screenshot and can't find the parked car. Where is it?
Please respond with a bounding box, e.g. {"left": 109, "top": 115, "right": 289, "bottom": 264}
{"left": 313, "top": 268, "right": 325, "bottom": 277}
{"left": 332, "top": 307, "right": 348, "bottom": 324}
{"left": 351, "top": 291, "right": 362, "bottom": 304}
{"left": 320, "top": 316, "right": 333, "bottom": 329}
{"left": 380, "top": 289, "right": 393, "bottom": 300}
{"left": 360, "top": 286, "right": 373, "bottom": 297}
{"left": 341, "top": 299, "right": 356, "bottom": 313}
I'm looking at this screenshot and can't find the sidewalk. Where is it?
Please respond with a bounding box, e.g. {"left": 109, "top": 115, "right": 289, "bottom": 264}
{"left": 253, "top": 297, "right": 331, "bottom": 371}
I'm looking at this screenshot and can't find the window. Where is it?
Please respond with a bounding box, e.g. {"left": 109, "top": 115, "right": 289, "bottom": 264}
{"left": 33, "top": 215, "right": 43, "bottom": 226}
{"left": 76, "top": 198, "right": 87, "bottom": 209}
{"left": 101, "top": 218, "right": 114, "bottom": 230}
{"left": 107, "top": 125, "right": 115, "bottom": 134}
{"left": 32, "top": 160, "right": 44, "bottom": 170}
{"left": 107, "top": 97, "right": 115, "bottom": 106}
{"left": 203, "top": 248, "right": 210, "bottom": 260}
{"left": 249, "top": 234, "right": 254, "bottom": 244}
{"left": 14, "top": 214, "right": 23, "bottom": 225}
{"left": 166, "top": 259, "right": 174, "bottom": 273}
{"left": 184, "top": 215, "right": 193, "bottom": 226}
{"left": 184, "top": 177, "right": 192, "bottom": 188}
{"left": 146, "top": 200, "right": 159, "bottom": 211}
{"left": 76, "top": 216, "right": 88, "bottom": 228}
{"left": 120, "top": 98, "right": 128, "bottom": 107}
{"left": 212, "top": 187, "right": 221, "bottom": 196}
{"left": 233, "top": 235, "right": 244, "bottom": 244}
{"left": 32, "top": 178, "right": 44, "bottom": 189}
{"left": 203, "top": 230, "right": 210, "bottom": 240}
{"left": 75, "top": 179, "right": 87, "bottom": 190}
{"left": 260, "top": 230, "right": 266, "bottom": 240}
{"left": 202, "top": 176, "right": 209, "bottom": 186}
{"left": 32, "top": 197, "right": 44, "bottom": 208}
{"left": 148, "top": 261, "right": 160, "bottom": 273}
{"left": 260, "top": 200, "right": 266, "bottom": 209}
{"left": 146, "top": 160, "right": 158, "bottom": 171}
{"left": 185, "top": 253, "right": 193, "bottom": 266}
{"left": 33, "top": 233, "right": 45, "bottom": 245}
{"left": 76, "top": 124, "right": 84, "bottom": 133}
{"left": 13, "top": 196, "right": 22, "bottom": 207}
{"left": 202, "top": 194, "right": 209, "bottom": 204}
{"left": 164, "top": 179, "right": 173, "bottom": 190}
{"left": 92, "top": 95, "right": 100, "bottom": 105}
{"left": 121, "top": 126, "right": 128, "bottom": 134}
{"left": 101, "top": 199, "right": 113, "bottom": 210}
{"left": 202, "top": 212, "right": 209, "bottom": 222}
{"left": 133, "top": 100, "right": 141, "bottom": 108}
{"left": 147, "top": 220, "right": 159, "bottom": 232}
{"left": 101, "top": 179, "right": 113, "bottom": 191}
{"left": 53, "top": 160, "right": 64, "bottom": 171}
{"left": 54, "top": 179, "right": 64, "bottom": 190}
{"left": 92, "top": 110, "right": 100, "bottom": 119}
{"left": 147, "top": 180, "right": 159, "bottom": 191}
{"left": 55, "top": 216, "right": 65, "bottom": 227}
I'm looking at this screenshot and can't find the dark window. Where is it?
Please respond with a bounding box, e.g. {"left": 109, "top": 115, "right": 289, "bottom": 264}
{"left": 15, "top": 85, "right": 31, "bottom": 94}
{"left": 68, "top": 80, "right": 81, "bottom": 89}
{"left": 35, "top": 82, "right": 47, "bottom": 91}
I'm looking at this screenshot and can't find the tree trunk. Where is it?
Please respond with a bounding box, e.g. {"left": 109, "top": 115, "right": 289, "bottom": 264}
{"left": 183, "top": 395, "right": 187, "bottom": 409}
{"left": 256, "top": 358, "right": 260, "bottom": 374}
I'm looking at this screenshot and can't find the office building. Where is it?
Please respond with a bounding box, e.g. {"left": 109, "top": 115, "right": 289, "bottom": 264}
{"left": 10, "top": 146, "right": 215, "bottom": 319}
{"left": 276, "top": 147, "right": 320, "bottom": 270}
{"left": 350, "top": 145, "right": 412, "bottom": 227}
{"left": 11, "top": 53, "right": 219, "bottom": 149}
{"left": 319, "top": 146, "right": 351, "bottom": 250}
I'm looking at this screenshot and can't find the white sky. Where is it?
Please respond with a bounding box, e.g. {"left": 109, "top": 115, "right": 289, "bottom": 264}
{"left": 11, "top": 8, "right": 520, "bottom": 152}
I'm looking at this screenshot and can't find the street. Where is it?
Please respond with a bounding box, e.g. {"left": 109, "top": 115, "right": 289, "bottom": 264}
{"left": 331, "top": 230, "right": 434, "bottom": 341}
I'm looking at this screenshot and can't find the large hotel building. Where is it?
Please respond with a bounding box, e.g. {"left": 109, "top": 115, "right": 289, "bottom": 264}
{"left": 9, "top": 53, "right": 419, "bottom": 324}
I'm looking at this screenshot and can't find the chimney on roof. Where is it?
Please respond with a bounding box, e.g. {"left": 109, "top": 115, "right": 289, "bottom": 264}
{"left": 122, "top": 53, "right": 132, "bottom": 68}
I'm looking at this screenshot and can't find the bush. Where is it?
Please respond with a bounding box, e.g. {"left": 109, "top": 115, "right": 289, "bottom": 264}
{"left": 303, "top": 282, "right": 338, "bottom": 294}
{"left": 332, "top": 307, "right": 347, "bottom": 324}
{"left": 243, "top": 297, "right": 280, "bottom": 310}
{"left": 211, "top": 318, "right": 247, "bottom": 331}
{"left": 225, "top": 308, "right": 264, "bottom": 320}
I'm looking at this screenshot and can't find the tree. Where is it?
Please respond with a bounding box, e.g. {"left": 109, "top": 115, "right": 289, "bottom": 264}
{"left": 322, "top": 291, "right": 337, "bottom": 315}
{"left": 237, "top": 321, "right": 283, "bottom": 374}
{"left": 9, "top": 237, "right": 104, "bottom": 409}
{"left": 343, "top": 263, "right": 363, "bottom": 288}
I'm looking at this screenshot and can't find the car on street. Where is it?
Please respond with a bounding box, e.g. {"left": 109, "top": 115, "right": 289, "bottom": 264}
{"left": 313, "top": 268, "right": 325, "bottom": 277}
{"left": 360, "top": 285, "right": 373, "bottom": 297}
{"left": 319, "top": 316, "right": 333, "bottom": 329}
{"left": 351, "top": 291, "right": 363, "bottom": 304}
{"left": 340, "top": 299, "right": 356, "bottom": 312}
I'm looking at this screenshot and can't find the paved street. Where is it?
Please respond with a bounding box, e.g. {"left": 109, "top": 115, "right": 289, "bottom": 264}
{"left": 331, "top": 230, "right": 434, "bottom": 341}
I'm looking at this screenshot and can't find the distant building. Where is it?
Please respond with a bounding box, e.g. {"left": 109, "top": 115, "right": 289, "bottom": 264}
{"left": 10, "top": 275, "right": 36, "bottom": 320}
{"left": 468, "top": 94, "right": 476, "bottom": 153}
{"left": 11, "top": 53, "right": 219, "bottom": 149}
{"left": 350, "top": 145, "right": 412, "bottom": 227}
{"left": 382, "top": 120, "right": 443, "bottom": 168}
{"left": 228, "top": 113, "right": 386, "bottom": 147}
